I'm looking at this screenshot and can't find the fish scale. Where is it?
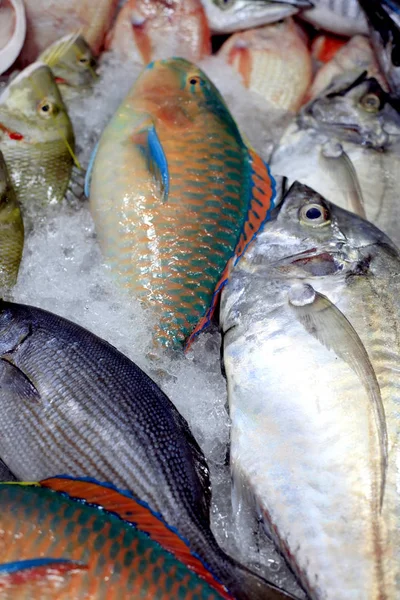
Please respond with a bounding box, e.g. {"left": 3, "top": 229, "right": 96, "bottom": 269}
{"left": 89, "top": 58, "right": 274, "bottom": 349}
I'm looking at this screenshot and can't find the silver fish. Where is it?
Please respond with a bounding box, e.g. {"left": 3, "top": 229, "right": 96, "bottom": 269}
{"left": 359, "top": 0, "right": 400, "bottom": 98}
{"left": 299, "top": 0, "right": 368, "bottom": 36}
{"left": 0, "top": 300, "right": 295, "bottom": 600}
{"left": 270, "top": 70, "right": 400, "bottom": 247}
{"left": 200, "top": 0, "right": 312, "bottom": 34}
{"left": 220, "top": 180, "right": 400, "bottom": 600}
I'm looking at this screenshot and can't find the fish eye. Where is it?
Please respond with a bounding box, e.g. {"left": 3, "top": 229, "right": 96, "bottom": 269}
{"left": 79, "top": 56, "right": 89, "bottom": 64}
{"left": 214, "top": 0, "right": 235, "bottom": 9}
{"left": 299, "top": 203, "right": 331, "bottom": 227}
{"left": 37, "top": 99, "right": 57, "bottom": 117}
{"left": 359, "top": 92, "right": 381, "bottom": 113}
{"left": 187, "top": 75, "right": 202, "bottom": 88}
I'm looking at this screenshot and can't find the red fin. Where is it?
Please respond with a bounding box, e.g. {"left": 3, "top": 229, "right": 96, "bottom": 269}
{"left": 227, "top": 44, "right": 252, "bottom": 88}
{"left": 41, "top": 477, "right": 233, "bottom": 599}
{"left": 185, "top": 147, "right": 275, "bottom": 351}
{"left": 0, "top": 559, "right": 86, "bottom": 590}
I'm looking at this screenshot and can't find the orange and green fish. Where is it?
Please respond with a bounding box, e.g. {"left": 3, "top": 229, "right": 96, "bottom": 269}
{"left": 0, "top": 476, "right": 234, "bottom": 599}
{"left": 87, "top": 57, "right": 276, "bottom": 350}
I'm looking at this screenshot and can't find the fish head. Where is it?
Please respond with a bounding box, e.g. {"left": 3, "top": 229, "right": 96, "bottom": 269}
{"left": 39, "top": 34, "right": 98, "bottom": 88}
{"left": 253, "top": 181, "right": 398, "bottom": 278}
{"left": 0, "top": 62, "right": 74, "bottom": 145}
{"left": 300, "top": 70, "right": 400, "bottom": 149}
{"left": 132, "top": 57, "right": 234, "bottom": 124}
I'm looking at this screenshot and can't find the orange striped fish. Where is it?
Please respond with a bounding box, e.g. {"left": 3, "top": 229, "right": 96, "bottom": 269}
{"left": 0, "top": 476, "right": 233, "bottom": 599}
{"left": 87, "top": 58, "right": 276, "bottom": 350}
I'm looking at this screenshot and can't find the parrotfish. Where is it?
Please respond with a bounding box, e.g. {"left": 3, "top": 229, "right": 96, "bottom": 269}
{"left": 17, "top": 0, "right": 119, "bottom": 66}
{"left": 0, "top": 150, "right": 23, "bottom": 290}
{"left": 299, "top": 0, "right": 368, "bottom": 36}
{"left": 0, "top": 299, "right": 295, "bottom": 600}
{"left": 220, "top": 180, "right": 400, "bottom": 599}
{"left": 200, "top": 0, "right": 313, "bottom": 35}
{"left": 359, "top": 0, "right": 400, "bottom": 98}
{"left": 0, "top": 62, "right": 75, "bottom": 209}
{"left": 0, "top": 0, "right": 26, "bottom": 76}
{"left": 38, "top": 33, "right": 98, "bottom": 99}
{"left": 0, "top": 476, "right": 234, "bottom": 599}
{"left": 218, "top": 19, "right": 312, "bottom": 112}
{"left": 87, "top": 57, "right": 276, "bottom": 349}
{"left": 106, "top": 0, "right": 211, "bottom": 64}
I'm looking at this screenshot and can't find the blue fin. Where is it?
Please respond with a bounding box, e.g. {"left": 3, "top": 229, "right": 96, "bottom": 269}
{"left": 132, "top": 123, "right": 169, "bottom": 202}
{"left": 0, "top": 558, "right": 85, "bottom": 575}
{"left": 84, "top": 141, "right": 100, "bottom": 198}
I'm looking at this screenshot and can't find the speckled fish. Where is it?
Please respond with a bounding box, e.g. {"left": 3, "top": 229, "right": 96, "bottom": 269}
{"left": 0, "top": 0, "right": 26, "bottom": 76}
{"left": 218, "top": 19, "right": 312, "bottom": 112}
{"left": 271, "top": 70, "right": 400, "bottom": 247}
{"left": 201, "top": 0, "right": 312, "bottom": 34}
{"left": 87, "top": 57, "right": 276, "bottom": 350}
{"left": 0, "top": 151, "right": 23, "bottom": 290}
{"left": 306, "top": 35, "right": 385, "bottom": 102}
{"left": 0, "top": 62, "right": 75, "bottom": 209}
{"left": 0, "top": 476, "right": 235, "bottom": 599}
{"left": 38, "top": 33, "right": 97, "bottom": 101}
{"left": 0, "top": 299, "right": 294, "bottom": 600}
{"left": 17, "top": 0, "right": 119, "bottom": 66}
{"left": 359, "top": 0, "right": 400, "bottom": 98}
{"left": 106, "top": 0, "right": 211, "bottom": 64}
{"left": 221, "top": 180, "right": 400, "bottom": 599}
{"left": 299, "top": 0, "right": 368, "bottom": 36}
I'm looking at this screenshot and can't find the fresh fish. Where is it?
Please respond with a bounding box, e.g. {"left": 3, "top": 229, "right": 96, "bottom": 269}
{"left": 306, "top": 35, "right": 385, "bottom": 103}
{"left": 88, "top": 58, "right": 275, "bottom": 349}
{"left": 299, "top": 0, "right": 368, "bottom": 36}
{"left": 271, "top": 70, "right": 400, "bottom": 246}
{"left": 38, "top": 33, "right": 98, "bottom": 98}
{"left": 17, "top": 0, "right": 119, "bottom": 66}
{"left": 218, "top": 19, "right": 312, "bottom": 112}
{"left": 0, "top": 476, "right": 234, "bottom": 599}
{"left": 0, "top": 0, "right": 26, "bottom": 76}
{"left": 220, "top": 180, "right": 400, "bottom": 599}
{"left": 311, "top": 34, "right": 348, "bottom": 66}
{"left": 358, "top": 0, "right": 400, "bottom": 98}
{"left": 200, "top": 0, "right": 313, "bottom": 35}
{"left": 0, "top": 151, "right": 23, "bottom": 290}
{"left": 106, "top": 0, "right": 211, "bottom": 64}
{"left": 0, "top": 300, "right": 295, "bottom": 600}
{"left": 0, "top": 62, "right": 75, "bottom": 209}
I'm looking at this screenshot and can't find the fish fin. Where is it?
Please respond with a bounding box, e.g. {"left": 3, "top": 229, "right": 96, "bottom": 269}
{"left": 321, "top": 142, "right": 366, "bottom": 219}
{"left": 288, "top": 283, "right": 388, "bottom": 509}
{"left": 84, "top": 141, "right": 100, "bottom": 198}
{"left": 0, "top": 357, "right": 40, "bottom": 402}
{"left": 184, "top": 148, "right": 275, "bottom": 350}
{"left": 40, "top": 476, "right": 232, "bottom": 599}
{"left": 0, "top": 558, "right": 86, "bottom": 589}
{"left": 132, "top": 121, "right": 169, "bottom": 202}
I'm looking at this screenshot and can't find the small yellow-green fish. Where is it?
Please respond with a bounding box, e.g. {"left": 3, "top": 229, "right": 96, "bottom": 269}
{"left": 39, "top": 33, "right": 97, "bottom": 99}
{"left": 0, "top": 150, "right": 23, "bottom": 289}
{"left": 87, "top": 58, "right": 276, "bottom": 350}
{"left": 0, "top": 62, "right": 75, "bottom": 208}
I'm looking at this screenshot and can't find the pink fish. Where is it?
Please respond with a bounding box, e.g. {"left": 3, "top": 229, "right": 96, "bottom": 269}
{"left": 218, "top": 19, "right": 312, "bottom": 112}
{"left": 0, "top": 0, "right": 26, "bottom": 75}
{"left": 105, "top": 0, "right": 211, "bottom": 64}
{"left": 16, "top": 0, "right": 118, "bottom": 66}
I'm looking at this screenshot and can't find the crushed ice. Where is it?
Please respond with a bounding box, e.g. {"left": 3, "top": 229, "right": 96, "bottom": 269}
{"left": 11, "top": 51, "right": 304, "bottom": 597}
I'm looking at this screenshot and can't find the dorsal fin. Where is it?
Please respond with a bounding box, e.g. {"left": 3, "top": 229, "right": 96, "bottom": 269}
{"left": 40, "top": 476, "right": 233, "bottom": 599}
{"left": 185, "top": 148, "right": 275, "bottom": 350}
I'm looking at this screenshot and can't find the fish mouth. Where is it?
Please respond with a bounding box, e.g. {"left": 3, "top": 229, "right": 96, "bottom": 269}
{"left": 272, "top": 248, "right": 346, "bottom": 277}
{"left": 0, "top": 121, "right": 24, "bottom": 141}
{"left": 268, "top": 0, "right": 313, "bottom": 6}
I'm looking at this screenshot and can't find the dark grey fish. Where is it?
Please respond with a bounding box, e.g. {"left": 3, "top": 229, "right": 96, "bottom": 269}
{"left": 0, "top": 300, "right": 295, "bottom": 600}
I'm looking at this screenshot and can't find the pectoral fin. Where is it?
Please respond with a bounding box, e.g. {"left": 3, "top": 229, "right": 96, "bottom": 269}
{"left": 288, "top": 283, "right": 387, "bottom": 509}
{"left": 0, "top": 558, "right": 87, "bottom": 590}
{"left": 0, "top": 357, "right": 40, "bottom": 402}
{"left": 132, "top": 120, "right": 169, "bottom": 202}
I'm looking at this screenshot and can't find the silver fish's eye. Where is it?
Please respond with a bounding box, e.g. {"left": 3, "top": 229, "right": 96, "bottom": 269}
{"left": 37, "top": 99, "right": 56, "bottom": 117}
{"left": 299, "top": 203, "right": 331, "bottom": 227}
{"left": 79, "top": 56, "right": 89, "bottom": 64}
{"left": 213, "top": 0, "right": 235, "bottom": 9}
{"left": 359, "top": 93, "right": 381, "bottom": 113}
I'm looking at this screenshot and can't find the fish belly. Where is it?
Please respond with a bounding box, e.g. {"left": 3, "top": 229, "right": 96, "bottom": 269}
{"left": 224, "top": 308, "right": 385, "bottom": 599}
